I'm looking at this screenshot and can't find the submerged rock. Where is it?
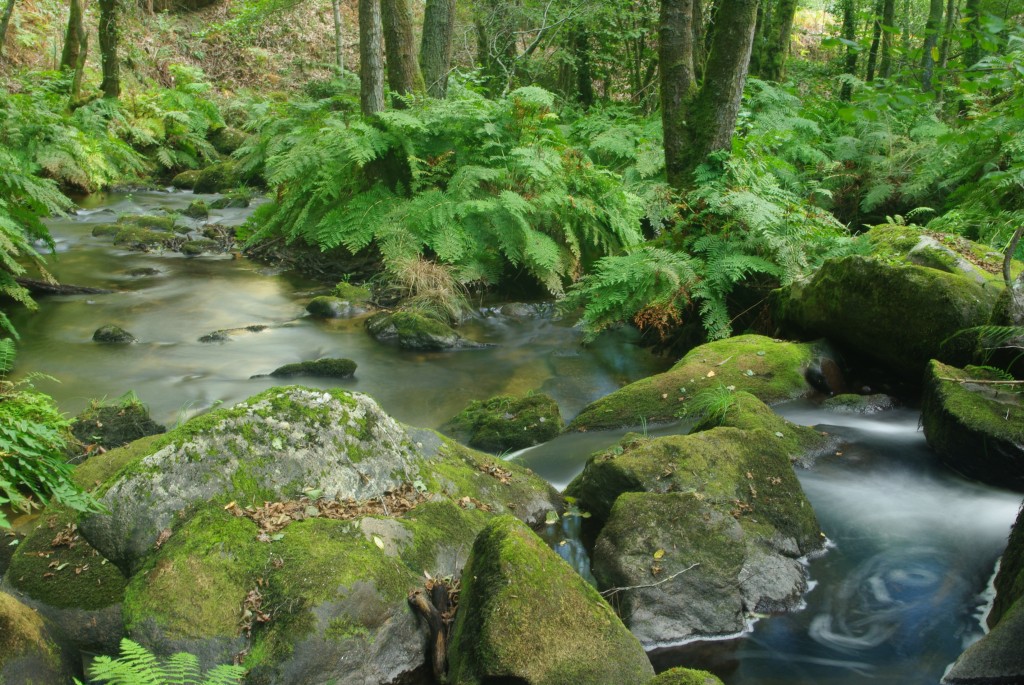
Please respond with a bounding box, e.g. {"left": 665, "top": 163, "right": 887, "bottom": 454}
{"left": 442, "top": 393, "right": 563, "bottom": 453}
{"left": 567, "top": 393, "right": 827, "bottom": 645}
{"left": 0, "top": 590, "right": 68, "bottom": 684}
{"left": 306, "top": 295, "right": 367, "bottom": 319}
{"left": 366, "top": 311, "right": 485, "bottom": 351}
{"left": 773, "top": 255, "right": 1000, "bottom": 379}
{"left": 569, "top": 335, "right": 830, "bottom": 431}
{"left": 944, "top": 502, "right": 1024, "bottom": 683}
{"left": 921, "top": 360, "right": 1024, "bottom": 491}
{"left": 821, "top": 393, "right": 898, "bottom": 414}
{"left": 268, "top": 358, "right": 357, "bottom": 379}
{"left": 447, "top": 516, "right": 654, "bottom": 685}
{"left": 93, "top": 324, "right": 137, "bottom": 344}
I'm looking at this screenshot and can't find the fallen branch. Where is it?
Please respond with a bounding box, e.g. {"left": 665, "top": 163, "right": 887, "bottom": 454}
{"left": 600, "top": 563, "right": 700, "bottom": 598}
{"left": 938, "top": 377, "right": 1024, "bottom": 386}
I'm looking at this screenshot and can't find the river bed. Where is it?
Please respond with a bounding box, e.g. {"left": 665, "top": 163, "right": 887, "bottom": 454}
{"left": 9, "top": 190, "right": 1022, "bottom": 685}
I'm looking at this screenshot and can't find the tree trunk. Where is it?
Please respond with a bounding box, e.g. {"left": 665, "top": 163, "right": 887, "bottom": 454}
{"left": 935, "top": 0, "right": 957, "bottom": 101}
{"left": 60, "top": 0, "right": 85, "bottom": 72}
{"left": 878, "top": 0, "right": 894, "bottom": 77}
{"left": 749, "top": 2, "right": 766, "bottom": 76}
{"left": 865, "top": 0, "right": 883, "bottom": 80}
{"left": 964, "top": 0, "right": 981, "bottom": 67}
{"left": 759, "top": 0, "right": 798, "bottom": 81}
{"left": 331, "top": 0, "right": 344, "bottom": 73}
{"left": 382, "top": 0, "right": 424, "bottom": 103}
{"left": 660, "top": 0, "right": 697, "bottom": 189}
{"left": 691, "top": 0, "right": 705, "bottom": 69}
{"left": 573, "top": 25, "right": 594, "bottom": 107}
{"left": 0, "top": 0, "right": 18, "bottom": 58}
{"left": 420, "top": 0, "right": 456, "bottom": 97}
{"left": 920, "top": 0, "right": 943, "bottom": 92}
{"left": 359, "top": 0, "right": 385, "bottom": 115}
{"left": 840, "top": 0, "right": 856, "bottom": 101}
{"left": 69, "top": 32, "right": 87, "bottom": 105}
{"left": 98, "top": 0, "right": 120, "bottom": 99}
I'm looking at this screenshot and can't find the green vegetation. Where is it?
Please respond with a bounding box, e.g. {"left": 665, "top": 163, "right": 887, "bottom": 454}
{"left": 78, "top": 638, "right": 245, "bottom": 685}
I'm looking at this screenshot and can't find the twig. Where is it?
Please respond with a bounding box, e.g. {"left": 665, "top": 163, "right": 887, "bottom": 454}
{"left": 600, "top": 563, "right": 699, "bottom": 598}
{"left": 938, "top": 377, "right": 1024, "bottom": 385}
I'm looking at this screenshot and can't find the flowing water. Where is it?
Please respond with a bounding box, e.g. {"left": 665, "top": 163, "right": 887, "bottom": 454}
{"left": 10, "top": 190, "right": 1023, "bottom": 684}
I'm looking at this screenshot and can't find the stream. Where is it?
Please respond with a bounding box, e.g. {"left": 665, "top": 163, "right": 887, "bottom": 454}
{"left": 10, "top": 190, "right": 1023, "bottom": 684}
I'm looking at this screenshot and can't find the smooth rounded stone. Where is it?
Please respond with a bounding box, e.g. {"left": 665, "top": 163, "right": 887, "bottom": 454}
{"left": 0, "top": 590, "right": 68, "bottom": 684}
{"left": 447, "top": 516, "right": 654, "bottom": 685}
{"left": 268, "top": 358, "right": 357, "bottom": 379}
{"left": 2, "top": 507, "right": 126, "bottom": 657}
{"left": 93, "top": 324, "right": 137, "bottom": 344}
{"left": 441, "top": 393, "right": 563, "bottom": 453}
{"left": 921, "top": 360, "right": 1024, "bottom": 491}
{"left": 773, "top": 255, "right": 1000, "bottom": 379}
{"left": 182, "top": 200, "right": 209, "bottom": 219}
{"left": 170, "top": 169, "right": 201, "bottom": 190}
{"left": 193, "top": 162, "right": 241, "bottom": 194}
{"left": 822, "top": 393, "right": 898, "bottom": 414}
{"left": 568, "top": 335, "right": 831, "bottom": 431}
{"left": 366, "top": 311, "right": 486, "bottom": 351}
{"left": 306, "top": 296, "right": 367, "bottom": 319}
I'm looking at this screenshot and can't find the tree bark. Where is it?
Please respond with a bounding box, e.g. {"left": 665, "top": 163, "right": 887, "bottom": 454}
{"left": 60, "top": 0, "right": 85, "bottom": 71}
{"left": 839, "top": 0, "right": 856, "bottom": 101}
{"left": 572, "top": 25, "right": 594, "bottom": 108}
{"left": 0, "top": 0, "right": 17, "bottom": 58}
{"left": 759, "top": 0, "right": 798, "bottom": 81}
{"left": 660, "top": 0, "right": 697, "bottom": 189}
{"left": 420, "top": 0, "right": 456, "bottom": 97}
{"left": 865, "top": 0, "right": 883, "bottom": 81}
{"left": 331, "top": 0, "right": 344, "bottom": 73}
{"left": 878, "top": 0, "right": 894, "bottom": 77}
{"left": 98, "top": 0, "right": 120, "bottom": 99}
{"left": 382, "top": 0, "right": 424, "bottom": 104}
{"left": 359, "top": 0, "right": 385, "bottom": 115}
{"left": 920, "top": 0, "right": 943, "bottom": 92}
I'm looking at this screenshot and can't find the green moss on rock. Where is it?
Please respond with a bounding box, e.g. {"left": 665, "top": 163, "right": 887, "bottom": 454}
{"left": 183, "top": 200, "right": 209, "bottom": 219}
{"left": 447, "top": 516, "right": 654, "bottom": 685}
{"left": 181, "top": 238, "right": 219, "bottom": 256}
{"left": 117, "top": 214, "right": 178, "bottom": 232}
{"left": 170, "top": 169, "right": 201, "bottom": 190}
{"left": 306, "top": 296, "right": 364, "bottom": 319}
{"left": 442, "top": 393, "right": 564, "bottom": 453}
{"left": 5, "top": 507, "right": 127, "bottom": 610}
{"left": 569, "top": 335, "right": 823, "bottom": 431}
{"left": 209, "top": 126, "right": 250, "bottom": 155}
{"left": 0, "top": 590, "right": 63, "bottom": 681}
{"left": 113, "top": 227, "right": 176, "bottom": 250}
{"left": 366, "top": 311, "right": 481, "bottom": 350}
{"left": 990, "top": 504, "right": 1024, "bottom": 629}
{"left": 193, "top": 162, "right": 241, "bottom": 194}
{"left": 333, "top": 282, "right": 372, "bottom": 302}
{"left": 70, "top": 398, "right": 165, "bottom": 458}
{"left": 269, "top": 358, "right": 357, "bottom": 379}
{"left": 649, "top": 667, "right": 725, "bottom": 685}
{"left": 921, "top": 360, "right": 1024, "bottom": 491}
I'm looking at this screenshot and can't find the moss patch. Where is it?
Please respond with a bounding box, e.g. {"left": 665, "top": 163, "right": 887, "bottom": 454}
{"left": 395, "top": 499, "right": 489, "bottom": 576}
{"left": 447, "top": 516, "right": 654, "bottom": 685}
{"left": 0, "top": 591, "right": 57, "bottom": 670}
{"left": 73, "top": 434, "right": 165, "bottom": 491}
{"left": 990, "top": 504, "right": 1024, "bottom": 628}
{"left": 5, "top": 507, "right": 127, "bottom": 610}
{"left": 124, "top": 507, "right": 267, "bottom": 640}
{"left": 649, "top": 667, "right": 725, "bottom": 685}
{"left": 333, "top": 282, "right": 372, "bottom": 302}
{"left": 193, "top": 162, "right": 241, "bottom": 194}
{"left": 170, "top": 169, "right": 201, "bottom": 190}
{"left": 442, "top": 393, "right": 564, "bottom": 453}
{"left": 269, "top": 358, "right": 357, "bottom": 379}
{"left": 569, "top": 335, "right": 822, "bottom": 431}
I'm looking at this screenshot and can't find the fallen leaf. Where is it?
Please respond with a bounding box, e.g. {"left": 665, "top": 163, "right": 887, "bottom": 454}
{"left": 706, "top": 370, "right": 716, "bottom": 378}
{"left": 653, "top": 549, "right": 665, "bottom": 560}
{"left": 373, "top": 535, "right": 384, "bottom": 549}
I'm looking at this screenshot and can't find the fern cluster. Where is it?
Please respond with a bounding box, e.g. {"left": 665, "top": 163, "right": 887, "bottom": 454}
{"left": 79, "top": 639, "right": 245, "bottom": 685}
{"left": 242, "top": 85, "right": 645, "bottom": 294}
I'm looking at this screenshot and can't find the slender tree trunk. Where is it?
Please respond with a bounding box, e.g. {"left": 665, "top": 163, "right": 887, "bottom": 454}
{"left": 920, "top": 0, "right": 943, "bottom": 92}
{"left": 420, "top": 0, "right": 456, "bottom": 97}
{"left": 60, "top": 0, "right": 85, "bottom": 71}
{"left": 359, "top": 0, "right": 385, "bottom": 115}
{"left": 0, "top": 0, "right": 18, "bottom": 58}
{"left": 660, "top": 0, "right": 697, "bottom": 189}
{"left": 573, "top": 25, "right": 594, "bottom": 108}
{"left": 331, "top": 0, "right": 344, "bottom": 73}
{"left": 382, "top": 0, "right": 424, "bottom": 104}
{"left": 865, "top": 0, "right": 883, "bottom": 80}
{"left": 98, "top": 0, "right": 120, "bottom": 99}
{"left": 964, "top": 0, "right": 981, "bottom": 67}
{"left": 878, "top": 0, "right": 894, "bottom": 77}
{"left": 749, "top": 2, "right": 766, "bottom": 76}
{"left": 935, "top": 0, "right": 957, "bottom": 101}
{"left": 840, "top": 0, "right": 856, "bottom": 101}
{"left": 69, "top": 33, "right": 87, "bottom": 104}
{"left": 692, "top": 0, "right": 705, "bottom": 69}
{"left": 760, "top": 0, "right": 798, "bottom": 81}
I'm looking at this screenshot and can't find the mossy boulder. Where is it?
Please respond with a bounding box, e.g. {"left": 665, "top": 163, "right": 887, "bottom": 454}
{"left": 269, "top": 358, "right": 357, "bottom": 379}
{"left": 333, "top": 282, "right": 372, "bottom": 303}
{"left": 170, "top": 169, "right": 201, "bottom": 190}
{"left": 943, "top": 502, "right": 1024, "bottom": 684}
{"left": 209, "top": 189, "right": 253, "bottom": 210}
{"left": 70, "top": 398, "right": 165, "bottom": 458}
{"left": 567, "top": 395, "right": 826, "bottom": 645}
{"left": 442, "top": 393, "right": 563, "bottom": 453}
{"left": 92, "top": 324, "right": 137, "bottom": 344}
{"left": 2, "top": 507, "right": 127, "bottom": 656}
{"left": 366, "top": 311, "right": 485, "bottom": 351}
{"left": 306, "top": 295, "right": 368, "bottom": 320}
{"left": 569, "top": 335, "right": 829, "bottom": 431}
{"left": 773, "top": 255, "right": 1000, "bottom": 379}
{"left": 209, "top": 126, "right": 250, "bottom": 156}
{"left": 181, "top": 238, "right": 219, "bottom": 256}
{"left": 648, "top": 667, "right": 725, "bottom": 685}
{"left": 447, "top": 516, "right": 654, "bottom": 685}
{"left": 117, "top": 214, "right": 179, "bottom": 232}
{"left": 113, "top": 227, "right": 177, "bottom": 250}
{"left": 921, "top": 361, "right": 1024, "bottom": 491}
{"left": 183, "top": 200, "right": 209, "bottom": 219}
{"left": 193, "top": 162, "right": 241, "bottom": 194}
{"left": 0, "top": 590, "right": 66, "bottom": 684}
{"left": 77, "top": 388, "right": 560, "bottom": 575}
